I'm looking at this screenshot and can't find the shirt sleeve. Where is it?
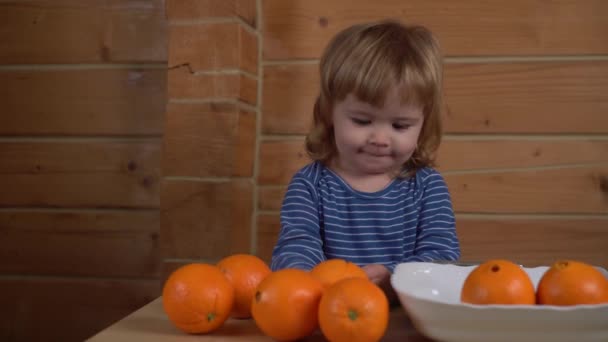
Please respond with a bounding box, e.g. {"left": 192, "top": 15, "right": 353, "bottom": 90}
{"left": 405, "top": 170, "right": 461, "bottom": 262}
{"left": 270, "top": 175, "right": 326, "bottom": 271}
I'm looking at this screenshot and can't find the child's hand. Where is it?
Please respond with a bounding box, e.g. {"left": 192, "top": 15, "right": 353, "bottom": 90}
{"left": 362, "top": 264, "right": 397, "bottom": 303}
{"left": 362, "top": 264, "right": 390, "bottom": 285}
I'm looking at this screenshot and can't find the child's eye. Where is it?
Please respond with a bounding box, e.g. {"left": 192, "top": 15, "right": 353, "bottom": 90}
{"left": 393, "top": 123, "right": 410, "bottom": 130}
{"left": 352, "top": 118, "right": 371, "bottom": 125}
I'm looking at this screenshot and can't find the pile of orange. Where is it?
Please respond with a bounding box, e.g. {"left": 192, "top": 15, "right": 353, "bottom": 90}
{"left": 162, "top": 254, "right": 271, "bottom": 334}
{"left": 162, "top": 256, "right": 390, "bottom": 342}
{"left": 461, "top": 259, "right": 608, "bottom": 306}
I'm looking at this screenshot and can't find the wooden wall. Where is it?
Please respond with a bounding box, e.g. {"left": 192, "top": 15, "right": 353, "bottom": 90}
{"left": 0, "top": 1, "right": 166, "bottom": 341}
{"left": 255, "top": 0, "right": 608, "bottom": 268}
{"left": 163, "top": 0, "right": 607, "bottom": 287}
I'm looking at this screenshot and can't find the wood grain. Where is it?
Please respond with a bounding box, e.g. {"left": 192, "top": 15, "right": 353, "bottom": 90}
{"left": 0, "top": 0, "right": 167, "bottom": 63}
{"left": 457, "top": 217, "right": 608, "bottom": 268}
{"left": 262, "top": 64, "right": 316, "bottom": 134}
{"left": 257, "top": 140, "right": 309, "bottom": 185}
{"left": 447, "top": 166, "right": 608, "bottom": 214}
{"left": 163, "top": 103, "right": 256, "bottom": 178}
{"left": 256, "top": 213, "right": 608, "bottom": 267}
{"left": 443, "top": 61, "right": 608, "bottom": 133}
{"left": 169, "top": 66, "right": 257, "bottom": 105}
{"left": 169, "top": 22, "right": 257, "bottom": 74}
{"left": 436, "top": 139, "right": 608, "bottom": 172}
{"left": 262, "top": 61, "right": 608, "bottom": 134}
{"left": 0, "top": 210, "right": 160, "bottom": 277}
{"left": 256, "top": 214, "right": 281, "bottom": 263}
{"left": 258, "top": 139, "right": 608, "bottom": 185}
{"left": 0, "top": 277, "right": 160, "bottom": 342}
{"left": 258, "top": 186, "right": 285, "bottom": 211}
{"left": 166, "top": 0, "right": 257, "bottom": 26}
{"left": 0, "top": 141, "right": 160, "bottom": 208}
{"left": 0, "top": 68, "right": 166, "bottom": 136}
{"left": 262, "top": 0, "right": 608, "bottom": 60}
{"left": 161, "top": 179, "right": 253, "bottom": 260}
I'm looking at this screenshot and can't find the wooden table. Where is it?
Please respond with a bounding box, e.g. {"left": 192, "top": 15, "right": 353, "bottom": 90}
{"left": 87, "top": 297, "right": 433, "bottom": 341}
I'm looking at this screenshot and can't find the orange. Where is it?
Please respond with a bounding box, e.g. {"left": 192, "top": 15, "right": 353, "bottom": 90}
{"left": 318, "top": 277, "right": 389, "bottom": 342}
{"left": 251, "top": 269, "right": 324, "bottom": 341}
{"left": 310, "top": 258, "right": 368, "bottom": 289}
{"left": 217, "top": 254, "right": 272, "bottom": 318}
{"left": 162, "top": 263, "right": 234, "bottom": 334}
{"left": 461, "top": 259, "right": 535, "bottom": 305}
{"left": 536, "top": 260, "right": 608, "bottom": 305}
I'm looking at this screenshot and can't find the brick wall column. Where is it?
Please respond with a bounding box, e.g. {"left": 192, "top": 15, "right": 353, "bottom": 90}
{"left": 162, "top": 0, "right": 259, "bottom": 280}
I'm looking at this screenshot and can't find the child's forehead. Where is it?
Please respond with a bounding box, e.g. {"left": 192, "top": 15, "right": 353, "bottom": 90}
{"left": 344, "top": 84, "right": 423, "bottom": 109}
{"left": 339, "top": 93, "right": 423, "bottom": 117}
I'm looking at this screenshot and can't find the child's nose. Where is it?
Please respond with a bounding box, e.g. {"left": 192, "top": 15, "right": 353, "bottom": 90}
{"left": 368, "top": 128, "right": 390, "bottom": 146}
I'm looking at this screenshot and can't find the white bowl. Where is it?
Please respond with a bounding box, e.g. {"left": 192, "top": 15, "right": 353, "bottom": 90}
{"left": 391, "top": 262, "right": 608, "bottom": 342}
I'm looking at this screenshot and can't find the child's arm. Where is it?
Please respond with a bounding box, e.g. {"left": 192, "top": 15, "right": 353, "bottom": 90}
{"left": 270, "top": 176, "right": 325, "bottom": 271}
{"left": 407, "top": 170, "right": 460, "bottom": 262}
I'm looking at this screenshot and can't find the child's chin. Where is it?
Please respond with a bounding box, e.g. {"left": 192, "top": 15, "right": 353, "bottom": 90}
{"left": 360, "top": 164, "right": 395, "bottom": 175}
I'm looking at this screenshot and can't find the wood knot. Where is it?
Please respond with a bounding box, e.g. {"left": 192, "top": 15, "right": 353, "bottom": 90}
{"left": 100, "top": 45, "right": 111, "bottom": 62}
{"left": 141, "top": 176, "right": 153, "bottom": 188}
{"left": 127, "top": 161, "right": 137, "bottom": 171}
{"left": 319, "top": 16, "right": 329, "bottom": 27}
{"left": 600, "top": 175, "right": 608, "bottom": 194}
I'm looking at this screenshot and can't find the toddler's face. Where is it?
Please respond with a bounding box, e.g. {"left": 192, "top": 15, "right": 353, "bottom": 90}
{"left": 331, "top": 87, "right": 424, "bottom": 176}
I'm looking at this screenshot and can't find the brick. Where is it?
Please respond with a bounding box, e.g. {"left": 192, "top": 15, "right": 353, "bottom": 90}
{"left": 169, "top": 22, "right": 258, "bottom": 75}
{"left": 161, "top": 179, "right": 253, "bottom": 259}
{"left": 168, "top": 66, "right": 257, "bottom": 105}
{"left": 163, "top": 103, "right": 255, "bottom": 177}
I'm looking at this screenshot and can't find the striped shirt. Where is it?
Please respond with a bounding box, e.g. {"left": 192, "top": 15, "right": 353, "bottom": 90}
{"left": 271, "top": 161, "right": 460, "bottom": 272}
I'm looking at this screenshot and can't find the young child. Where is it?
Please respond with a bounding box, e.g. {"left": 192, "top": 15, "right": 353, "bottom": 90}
{"left": 270, "top": 20, "right": 460, "bottom": 293}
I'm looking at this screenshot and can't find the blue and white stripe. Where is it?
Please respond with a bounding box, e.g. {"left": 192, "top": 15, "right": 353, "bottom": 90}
{"left": 271, "top": 161, "right": 460, "bottom": 272}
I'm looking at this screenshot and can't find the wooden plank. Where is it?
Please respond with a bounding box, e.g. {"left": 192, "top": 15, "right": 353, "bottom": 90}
{"left": 163, "top": 103, "right": 255, "bottom": 177}
{"left": 262, "top": 0, "right": 608, "bottom": 60}
{"left": 0, "top": 0, "right": 167, "bottom": 63}
{"left": 257, "top": 139, "right": 608, "bottom": 185}
{"left": 256, "top": 214, "right": 281, "bottom": 263}
{"left": 161, "top": 179, "right": 253, "bottom": 260}
{"left": 0, "top": 210, "right": 160, "bottom": 278}
{"left": 256, "top": 213, "right": 608, "bottom": 268}
{"left": 447, "top": 166, "right": 608, "bottom": 214}
{"left": 443, "top": 61, "right": 608, "bottom": 133}
{"left": 0, "top": 68, "right": 166, "bottom": 135}
{"left": 436, "top": 139, "right": 608, "bottom": 172}
{"left": 458, "top": 217, "right": 608, "bottom": 268}
{"left": 258, "top": 140, "right": 309, "bottom": 185}
{"left": 168, "top": 66, "right": 257, "bottom": 105}
{"left": 258, "top": 166, "right": 608, "bottom": 213}
{"left": 262, "top": 64, "right": 316, "bottom": 134}
{"left": 0, "top": 141, "right": 160, "bottom": 208}
{"left": 166, "top": 0, "right": 257, "bottom": 27}
{"left": 0, "top": 277, "right": 159, "bottom": 342}
{"left": 169, "top": 22, "right": 257, "bottom": 74}
{"left": 258, "top": 186, "right": 285, "bottom": 211}
{"left": 262, "top": 61, "right": 608, "bottom": 134}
